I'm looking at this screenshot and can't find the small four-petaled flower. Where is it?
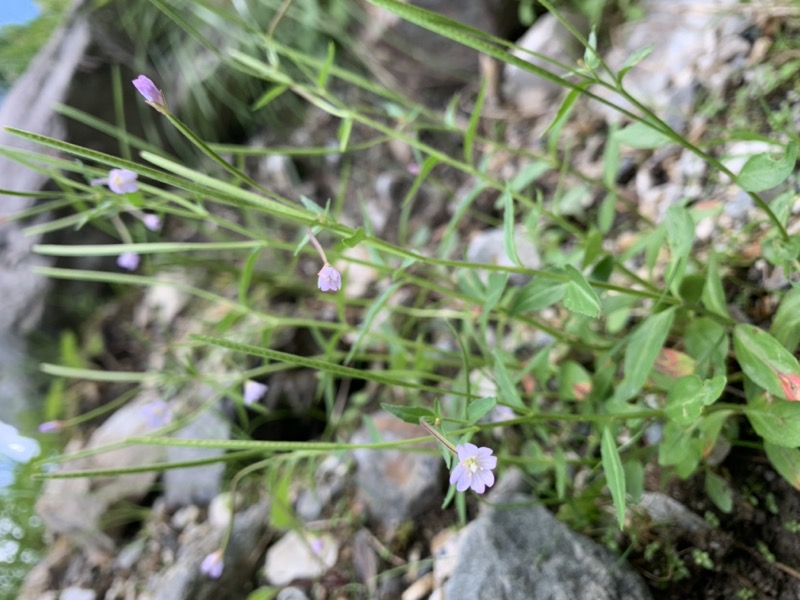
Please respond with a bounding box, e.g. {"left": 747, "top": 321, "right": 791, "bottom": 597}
{"left": 140, "top": 399, "right": 172, "bottom": 429}
{"left": 92, "top": 168, "right": 138, "bottom": 194}
{"left": 132, "top": 75, "right": 168, "bottom": 115}
{"left": 449, "top": 442, "right": 497, "bottom": 494}
{"left": 142, "top": 214, "right": 161, "bottom": 231}
{"left": 200, "top": 549, "right": 224, "bottom": 579}
{"left": 317, "top": 264, "right": 342, "bottom": 292}
{"left": 243, "top": 380, "right": 268, "bottom": 406}
{"left": 117, "top": 252, "right": 140, "bottom": 271}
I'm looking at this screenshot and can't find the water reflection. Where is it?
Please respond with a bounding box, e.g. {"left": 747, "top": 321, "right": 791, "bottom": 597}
{"left": 0, "top": 420, "right": 43, "bottom": 596}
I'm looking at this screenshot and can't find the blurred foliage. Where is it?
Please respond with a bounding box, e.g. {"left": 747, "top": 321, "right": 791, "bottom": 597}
{"left": 0, "top": 1, "right": 67, "bottom": 86}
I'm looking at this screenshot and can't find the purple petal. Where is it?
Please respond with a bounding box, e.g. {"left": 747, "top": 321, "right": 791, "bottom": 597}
{"left": 317, "top": 264, "right": 342, "bottom": 292}
{"left": 117, "top": 252, "right": 140, "bottom": 271}
{"left": 142, "top": 214, "right": 161, "bottom": 231}
{"left": 200, "top": 550, "right": 224, "bottom": 579}
{"left": 132, "top": 75, "right": 165, "bottom": 105}
{"left": 449, "top": 463, "right": 466, "bottom": 486}
{"left": 107, "top": 169, "right": 138, "bottom": 194}
{"left": 141, "top": 399, "right": 172, "bottom": 429}
{"left": 243, "top": 380, "right": 268, "bottom": 406}
{"left": 38, "top": 421, "right": 63, "bottom": 433}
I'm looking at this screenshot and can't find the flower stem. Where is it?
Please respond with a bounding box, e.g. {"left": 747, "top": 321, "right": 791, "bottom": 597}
{"left": 419, "top": 418, "right": 457, "bottom": 454}
{"left": 307, "top": 228, "right": 329, "bottom": 264}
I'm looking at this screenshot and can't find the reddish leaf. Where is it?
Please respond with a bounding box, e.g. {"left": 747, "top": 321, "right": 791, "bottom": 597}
{"left": 654, "top": 348, "right": 695, "bottom": 379}
{"left": 777, "top": 371, "right": 800, "bottom": 401}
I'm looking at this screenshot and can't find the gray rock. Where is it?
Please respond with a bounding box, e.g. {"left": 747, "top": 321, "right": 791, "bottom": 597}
{"left": 295, "top": 454, "right": 351, "bottom": 522}
{"left": 150, "top": 501, "right": 270, "bottom": 600}
{"left": 59, "top": 588, "right": 96, "bottom": 600}
{"left": 466, "top": 226, "right": 541, "bottom": 285}
{"left": 36, "top": 397, "right": 168, "bottom": 546}
{"left": 0, "top": 0, "right": 92, "bottom": 426}
{"left": 277, "top": 587, "right": 310, "bottom": 600}
{"left": 503, "top": 13, "right": 588, "bottom": 117}
{"left": 596, "top": 0, "right": 751, "bottom": 130}
{"left": 443, "top": 495, "right": 651, "bottom": 600}
{"left": 164, "top": 400, "right": 230, "bottom": 508}
{"left": 639, "top": 491, "right": 711, "bottom": 535}
{"left": 264, "top": 530, "right": 339, "bottom": 586}
{"left": 351, "top": 411, "right": 442, "bottom": 527}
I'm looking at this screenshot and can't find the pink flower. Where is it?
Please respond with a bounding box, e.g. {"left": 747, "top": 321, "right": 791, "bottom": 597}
{"left": 38, "top": 420, "right": 64, "bottom": 433}
{"left": 243, "top": 380, "right": 268, "bottom": 406}
{"left": 132, "top": 75, "right": 168, "bottom": 115}
{"left": 117, "top": 252, "right": 140, "bottom": 271}
{"left": 200, "top": 550, "right": 224, "bottom": 579}
{"left": 449, "top": 443, "right": 497, "bottom": 494}
{"left": 317, "top": 264, "right": 342, "bottom": 292}
{"left": 142, "top": 214, "right": 161, "bottom": 231}
{"left": 91, "top": 168, "right": 138, "bottom": 194}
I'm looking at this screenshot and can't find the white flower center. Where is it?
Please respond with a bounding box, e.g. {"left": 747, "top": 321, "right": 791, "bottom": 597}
{"left": 463, "top": 456, "right": 479, "bottom": 474}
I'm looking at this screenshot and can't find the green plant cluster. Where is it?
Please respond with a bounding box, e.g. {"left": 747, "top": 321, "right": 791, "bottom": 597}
{"left": 4, "top": 0, "right": 800, "bottom": 594}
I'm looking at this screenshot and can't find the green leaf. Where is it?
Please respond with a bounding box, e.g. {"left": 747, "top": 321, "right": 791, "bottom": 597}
{"left": 624, "top": 459, "right": 644, "bottom": 503}
{"left": 705, "top": 471, "right": 733, "bottom": 513}
{"left": 601, "top": 427, "right": 626, "bottom": 530}
{"left": 495, "top": 358, "right": 526, "bottom": 411}
{"left": 664, "top": 204, "right": 694, "bottom": 291}
{"left": 618, "top": 44, "right": 655, "bottom": 80}
{"left": 554, "top": 447, "right": 567, "bottom": 500}
{"left": 502, "top": 185, "right": 521, "bottom": 267}
{"left": 563, "top": 265, "right": 601, "bottom": 318}
{"left": 614, "top": 122, "right": 672, "bottom": 149}
{"left": 337, "top": 117, "right": 353, "bottom": 152}
{"left": 317, "top": 40, "right": 336, "bottom": 89}
{"left": 734, "top": 324, "right": 800, "bottom": 398}
{"left": 381, "top": 404, "right": 435, "bottom": 424}
{"left": 701, "top": 252, "right": 730, "bottom": 318}
{"left": 764, "top": 442, "right": 800, "bottom": 490}
{"left": 558, "top": 360, "right": 592, "bottom": 401}
{"left": 737, "top": 141, "right": 798, "bottom": 192}
{"left": 466, "top": 397, "right": 497, "bottom": 425}
{"left": 613, "top": 308, "right": 676, "bottom": 403}
{"left": 509, "top": 279, "right": 566, "bottom": 314}
{"left": 345, "top": 282, "right": 403, "bottom": 364}
{"left": 685, "top": 317, "right": 728, "bottom": 378}
{"left": 771, "top": 286, "right": 800, "bottom": 352}
{"left": 583, "top": 28, "right": 601, "bottom": 70}
{"left": 542, "top": 84, "right": 586, "bottom": 141}
{"left": 658, "top": 421, "right": 702, "bottom": 477}
{"left": 664, "top": 375, "right": 726, "bottom": 426}
{"left": 342, "top": 227, "right": 366, "bottom": 248}
{"left": 479, "top": 272, "right": 509, "bottom": 328}
{"left": 745, "top": 391, "right": 800, "bottom": 447}
{"left": 237, "top": 247, "right": 261, "bottom": 306}
{"left": 464, "top": 77, "right": 487, "bottom": 165}
{"left": 270, "top": 469, "right": 296, "bottom": 529}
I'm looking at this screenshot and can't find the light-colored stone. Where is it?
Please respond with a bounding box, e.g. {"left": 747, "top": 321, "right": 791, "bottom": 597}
{"left": 351, "top": 411, "right": 442, "bottom": 527}
{"left": 265, "top": 530, "right": 338, "bottom": 586}
{"left": 503, "top": 13, "right": 588, "bottom": 117}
